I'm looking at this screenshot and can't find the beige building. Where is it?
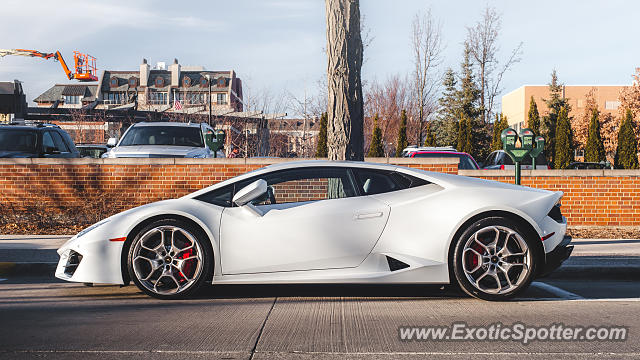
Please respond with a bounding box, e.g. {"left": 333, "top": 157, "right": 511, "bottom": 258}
{"left": 502, "top": 85, "right": 628, "bottom": 131}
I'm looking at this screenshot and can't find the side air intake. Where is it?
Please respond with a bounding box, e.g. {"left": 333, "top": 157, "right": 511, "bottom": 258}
{"left": 386, "top": 256, "right": 410, "bottom": 271}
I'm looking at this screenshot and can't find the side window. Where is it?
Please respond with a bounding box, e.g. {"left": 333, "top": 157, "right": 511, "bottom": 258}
{"left": 263, "top": 167, "right": 356, "bottom": 204}
{"left": 352, "top": 169, "right": 402, "bottom": 195}
{"left": 233, "top": 167, "right": 356, "bottom": 206}
{"left": 390, "top": 172, "right": 430, "bottom": 188}
{"left": 59, "top": 131, "right": 77, "bottom": 152}
{"left": 195, "top": 184, "right": 234, "bottom": 207}
{"left": 51, "top": 131, "right": 69, "bottom": 152}
{"left": 485, "top": 152, "right": 495, "bottom": 165}
{"left": 42, "top": 132, "right": 55, "bottom": 152}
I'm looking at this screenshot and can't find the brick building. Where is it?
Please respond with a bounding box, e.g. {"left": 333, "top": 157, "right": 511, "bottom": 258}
{"left": 501, "top": 85, "right": 629, "bottom": 131}
{"left": 34, "top": 58, "right": 243, "bottom": 114}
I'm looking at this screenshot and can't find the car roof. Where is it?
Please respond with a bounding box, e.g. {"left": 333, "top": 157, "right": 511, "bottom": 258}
{"left": 411, "top": 151, "right": 471, "bottom": 156}
{"left": 131, "top": 122, "right": 203, "bottom": 128}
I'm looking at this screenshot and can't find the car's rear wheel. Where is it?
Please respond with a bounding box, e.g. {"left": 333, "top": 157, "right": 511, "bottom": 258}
{"left": 127, "top": 219, "right": 212, "bottom": 299}
{"left": 453, "top": 216, "right": 538, "bottom": 301}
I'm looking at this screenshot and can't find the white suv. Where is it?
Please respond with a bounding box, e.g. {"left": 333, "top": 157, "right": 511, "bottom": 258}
{"left": 104, "top": 122, "right": 222, "bottom": 158}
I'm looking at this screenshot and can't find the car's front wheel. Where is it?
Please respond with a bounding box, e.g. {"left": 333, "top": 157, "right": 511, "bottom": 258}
{"left": 127, "top": 219, "right": 212, "bottom": 299}
{"left": 453, "top": 217, "right": 538, "bottom": 301}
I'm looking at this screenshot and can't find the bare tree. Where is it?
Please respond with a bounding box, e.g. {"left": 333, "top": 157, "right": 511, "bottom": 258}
{"left": 466, "top": 6, "right": 522, "bottom": 123}
{"left": 325, "top": 0, "right": 364, "bottom": 161}
{"left": 411, "top": 9, "right": 443, "bottom": 145}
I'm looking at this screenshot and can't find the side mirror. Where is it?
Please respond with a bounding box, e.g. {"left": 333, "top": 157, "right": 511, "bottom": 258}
{"left": 106, "top": 138, "right": 117, "bottom": 147}
{"left": 232, "top": 179, "right": 268, "bottom": 206}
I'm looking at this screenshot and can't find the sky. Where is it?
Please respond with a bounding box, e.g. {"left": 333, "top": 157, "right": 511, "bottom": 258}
{"left": 1, "top": 0, "right": 638, "bottom": 114}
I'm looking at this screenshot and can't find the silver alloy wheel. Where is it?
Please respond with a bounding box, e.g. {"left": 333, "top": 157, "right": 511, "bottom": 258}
{"left": 462, "top": 225, "right": 531, "bottom": 294}
{"left": 132, "top": 225, "right": 204, "bottom": 295}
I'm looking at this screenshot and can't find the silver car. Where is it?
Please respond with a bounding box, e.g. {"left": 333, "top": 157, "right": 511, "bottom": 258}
{"left": 104, "top": 122, "right": 221, "bottom": 158}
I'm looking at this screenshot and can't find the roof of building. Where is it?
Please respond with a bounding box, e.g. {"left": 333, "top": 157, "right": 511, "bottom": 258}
{"left": 33, "top": 84, "right": 99, "bottom": 103}
{"left": 101, "top": 69, "right": 232, "bottom": 93}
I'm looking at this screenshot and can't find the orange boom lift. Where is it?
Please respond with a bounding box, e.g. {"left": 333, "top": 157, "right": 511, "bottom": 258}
{"left": 0, "top": 49, "right": 98, "bottom": 82}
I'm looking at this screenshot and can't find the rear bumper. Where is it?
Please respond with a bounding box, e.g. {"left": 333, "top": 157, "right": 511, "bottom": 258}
{"left": 539, "top": 235, "right": 573, "bottom": 277}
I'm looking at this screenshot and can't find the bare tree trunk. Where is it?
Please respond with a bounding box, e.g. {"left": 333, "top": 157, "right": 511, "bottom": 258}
{"left": 326, "top": 0, "right": 364, "bottom": 161}
{"left": 411, "top": 9, "right": 442, "bottom": 146}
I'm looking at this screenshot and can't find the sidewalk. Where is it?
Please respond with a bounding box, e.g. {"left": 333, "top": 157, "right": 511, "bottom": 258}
{"left": 0, "top": 236, "right": 638, "bottom": 278}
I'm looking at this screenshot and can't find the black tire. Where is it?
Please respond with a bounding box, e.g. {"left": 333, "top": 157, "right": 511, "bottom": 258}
{"left": 452, "top": 216, "right": 539, "bottom": 301}
{"left": 127, "top": 218, "right": 213, "bottom": 300}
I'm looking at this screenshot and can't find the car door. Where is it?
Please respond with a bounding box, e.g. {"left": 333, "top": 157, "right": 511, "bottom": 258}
{"left": 219, "top": 167, "right": 390, "bottom": 274}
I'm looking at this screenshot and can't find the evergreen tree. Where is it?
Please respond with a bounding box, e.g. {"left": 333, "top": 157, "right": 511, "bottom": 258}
{"left": 528, "top": 96, "right": 541, "bottom": 135}
{"left": 457, "top": 43, "right": 486, "bottom": 158}
{"left": 553, "top": 106, "right": 574, "bottom": 169}
{"left": 395, "top": 110, "right": 409, "bottom": 157}
{"left": 424, "top": 121, "right": 436, "bottom": 146}
{"left": 315, "top": 112, "right": 328, "bottom": 157}
{"left": 584, "top": 108, "right": 606, "bottom": 163}
{"left": 457, "top": 114, "right": 473, "bottom": 154}
{"left": 542, "top": 70, "right": 571, "bottom": 164}
{"left": 434, "top": 68, "right": 459, "bottom": 147}
{"left": 491, "top": 113, "right": 509, "bottom": 151}
{"left": 367, "top": 115, "right": 384, "bottom": 157}
{"left": 614, "top": 109, "right": 639, "bottom": 169}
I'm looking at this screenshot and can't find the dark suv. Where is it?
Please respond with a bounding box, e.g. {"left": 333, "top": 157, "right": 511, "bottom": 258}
{"left": 0, "top": 123, "right": 80, "bottom": 158}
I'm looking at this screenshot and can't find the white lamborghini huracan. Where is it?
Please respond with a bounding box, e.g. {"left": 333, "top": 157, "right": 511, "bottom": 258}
{"left": 56, "top": 161, "right": 573, "bottom": 301}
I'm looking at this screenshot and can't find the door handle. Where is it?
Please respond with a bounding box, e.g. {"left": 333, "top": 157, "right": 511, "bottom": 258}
{"left": 354, "top": 211, "right": 383, "bottom": 220}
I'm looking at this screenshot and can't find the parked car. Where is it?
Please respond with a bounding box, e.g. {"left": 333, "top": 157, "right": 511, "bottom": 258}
{"left": 103, "top": 122, "right": 220, "bottom": 158}
{"left": 401, "top": 145, "right": 457, "bottom": 158}
{"left": 0, "top": 123, "right": 80, "bottom": 158}
{"left": 483, "top": 150, "right": 549, "bottom": 170}
{"left": 76, "top": 144, "right": 109, "bottom": 159}
{"left": 408, "top": 150, "right": 480, "bottom": 170}
{"left": 566, "top": 161, "right": 613, "bottom": 170}
{"left": 55, "top": 160, "right": 571, "bottom": 301}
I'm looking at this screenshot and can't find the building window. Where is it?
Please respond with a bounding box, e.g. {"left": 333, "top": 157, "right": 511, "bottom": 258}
{"left": 148, "top": 91, "right": 167, "bottom": 105}
{"left": 217, "top": 77, "right": 226, "bottom": 87}
{"left": 216, "top": 93, "right": 227, "bottom": 105}
{"left": 109, "top": 77, "right": 118, "bottom": 88}
{"left": 177, "top": 92, "right": 205, "bottom": 104}
{"left": 577, "top": 99, "right": 584, "bottom": 108}
{"left": 605, "top": 101, "right": 620, "bottom": 110}
{"left": 200, "top": 77, "right": 208, "bottom": 87}
{"left": 183, "top": 76, "right": 191, "bottom": 87}
{"left": 155, "top": 77, "right": 165, "bottom": 88}
{"left": 128, "top": 77, "right": 138, "bottom": 87}
{"left": 64, "top": 95, "right": 80, "bottom": 104}
{"left": 104, "top": 92, "right": 126, "bottom": 105}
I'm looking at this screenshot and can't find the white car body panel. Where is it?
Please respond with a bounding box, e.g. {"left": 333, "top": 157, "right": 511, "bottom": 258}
{"left": 56, "top": 160, "right": 568, "bottom": 287}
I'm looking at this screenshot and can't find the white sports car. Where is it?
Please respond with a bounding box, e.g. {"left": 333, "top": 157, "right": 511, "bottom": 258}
{"left": 56, "top": 161, "right": 573, "bottom": 301}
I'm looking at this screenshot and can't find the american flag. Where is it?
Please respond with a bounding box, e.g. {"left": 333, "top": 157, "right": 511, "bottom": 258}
{"left": 174, "top": 100, "right": 183, "bottom": 110}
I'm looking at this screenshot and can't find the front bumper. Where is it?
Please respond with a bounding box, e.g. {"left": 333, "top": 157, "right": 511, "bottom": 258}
{"left": 539, "top": 235, "right": 573, "bottom": 277}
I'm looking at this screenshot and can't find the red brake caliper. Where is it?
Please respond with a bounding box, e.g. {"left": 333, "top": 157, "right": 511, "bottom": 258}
{"left": 466, "top": 242, "right": 484, "bottom": 270}
{"left": 179, "top": 248, "right": 195, "bottom": 280}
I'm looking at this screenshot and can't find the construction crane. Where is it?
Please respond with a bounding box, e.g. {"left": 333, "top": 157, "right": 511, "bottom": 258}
{"left": 0, "top": 49, "right": 98, "bottom": 82}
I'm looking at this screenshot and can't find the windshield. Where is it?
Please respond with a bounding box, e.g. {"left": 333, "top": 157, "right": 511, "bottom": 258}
{"left": 0, "top": 129, "right": 38, "bottom": 152}
{"left": 412, "top": 152, "right": 478, "bottom": 169}
{"left": 119, "top": 126, "right": 203, "bottom": 147}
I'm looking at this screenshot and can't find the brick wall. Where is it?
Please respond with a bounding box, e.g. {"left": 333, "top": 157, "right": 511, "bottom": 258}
{"left": 0, "top": 157, "right": 458, "bottom": 212}
{"left": 0, "top": 157, "right": 638, "bottom": 228}
{"left": 460, "top": 169, "right": 640, "bottom": 227}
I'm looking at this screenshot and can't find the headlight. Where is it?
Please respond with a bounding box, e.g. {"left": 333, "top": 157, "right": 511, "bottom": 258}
{"left": 76, "top": 218, "right": 111, "bottom": 238}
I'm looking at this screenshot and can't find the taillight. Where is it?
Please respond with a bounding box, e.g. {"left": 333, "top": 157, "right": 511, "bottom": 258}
{"left": 500, "top": 165, "right": 505, "bottom": 170}
{"left": 547, "top": 165, "right": 551, "bottom": 169}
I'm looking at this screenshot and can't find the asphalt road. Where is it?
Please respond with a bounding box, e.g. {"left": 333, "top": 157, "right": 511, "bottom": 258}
{"left": 1, "top": 277, "right": 639, "bottom": 360}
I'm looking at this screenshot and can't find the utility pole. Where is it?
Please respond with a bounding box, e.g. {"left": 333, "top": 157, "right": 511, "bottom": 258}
{"left": 302, "top": 88, "right": 308, "bottom": 157}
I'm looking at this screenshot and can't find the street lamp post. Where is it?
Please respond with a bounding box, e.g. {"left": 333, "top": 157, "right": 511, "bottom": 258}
{"left": 206, "top": 74, "right": 212, "bottom": 126}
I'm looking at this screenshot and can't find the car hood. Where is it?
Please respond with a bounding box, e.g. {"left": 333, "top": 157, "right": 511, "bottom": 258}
{"left": 106, "top": 145, "right": 205, "bottom": 158}
{"left": 0, "top": 150, "right": 36, "bottom": 158}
